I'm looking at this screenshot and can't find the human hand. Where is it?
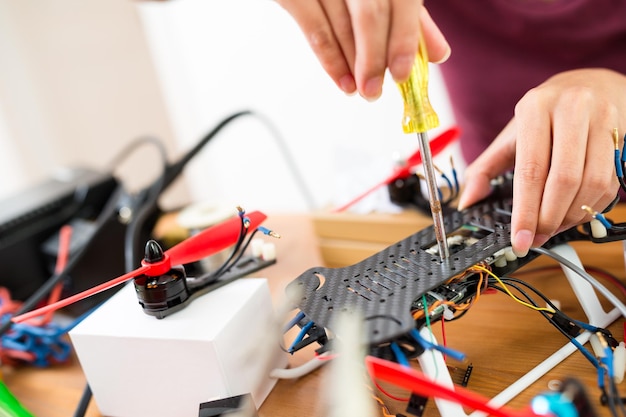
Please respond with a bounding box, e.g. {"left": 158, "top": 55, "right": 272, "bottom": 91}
{"left": 457, "top": 68, "right": 626, "bottom": 257}
{"left": 274, "top": 0, "right": 450, "bottom": 100}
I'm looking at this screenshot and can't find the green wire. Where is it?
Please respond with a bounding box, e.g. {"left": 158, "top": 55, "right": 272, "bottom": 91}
{"left": 421, "top": 294, "right": 439, "bottom": 378}
{"left": 0, "top": 381, "right": 35, "bottom": 417}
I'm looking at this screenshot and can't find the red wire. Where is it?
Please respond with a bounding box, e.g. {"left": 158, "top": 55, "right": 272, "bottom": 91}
{"left": 373, "top": 379, "right": 410, "bottom": 402}
{"left": 365, "top": 356, "right": 540, "bottom": 417}
{"left": 39, "top": 224, "right": 73, "bottom": 324}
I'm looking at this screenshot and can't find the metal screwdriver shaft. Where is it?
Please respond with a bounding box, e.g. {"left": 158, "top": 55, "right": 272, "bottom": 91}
{"left": 416, "top": 131, "right": 449, "bottom": 259}
{"left": 397, "top": 35, "right": 449, "bottom": 260}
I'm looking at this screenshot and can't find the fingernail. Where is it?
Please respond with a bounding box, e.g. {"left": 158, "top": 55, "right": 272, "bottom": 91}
{"left": 338, "top": 74, "right": 356, "bottom": 95}
{"left": 512, "top": 230, "right": 533, "bottom": 257}
{"left": 432, "top": 45, "right": 451, "bottom": 64}
{"left": 363, "top": 76, "right": 383, "bottom": 101}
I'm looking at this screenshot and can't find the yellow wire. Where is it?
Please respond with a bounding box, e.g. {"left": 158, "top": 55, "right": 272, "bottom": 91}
{"left": 472, "top": 264, "right": 556, "bottom": 313}
{"left": 367, "top": 385, "right": 396, "bottom": 417}
{"left": 412, "top": 267, "right": 486, "bottom": 320}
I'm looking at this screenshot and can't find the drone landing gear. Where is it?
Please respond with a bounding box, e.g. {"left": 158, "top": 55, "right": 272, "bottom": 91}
{"left": 417, "top": 243, "right": 622, "bottom": 417}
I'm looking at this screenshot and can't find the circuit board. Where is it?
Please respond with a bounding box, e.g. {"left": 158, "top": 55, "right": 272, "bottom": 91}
{"left": 286, "top": 175, "right": 590, "bottom": 345}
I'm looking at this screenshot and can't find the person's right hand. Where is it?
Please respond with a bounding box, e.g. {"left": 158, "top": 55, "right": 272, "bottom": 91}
{"left": 275, "top": 0, "right": 450, "bottom": 100}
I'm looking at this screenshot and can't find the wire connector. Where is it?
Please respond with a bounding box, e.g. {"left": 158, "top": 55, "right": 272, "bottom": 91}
{"left": 257, "top": 226, "right": 281, "bottom": 239}
{"left": 581, "top": 205, "right": 613, "bottom": 229}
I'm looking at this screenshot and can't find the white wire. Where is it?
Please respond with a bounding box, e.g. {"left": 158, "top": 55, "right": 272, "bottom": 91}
{"left": 269, "top": 352, "right": 332, "bottom": 379}
{"left": 531, "top": 247, "right": 626, "bottom": 317}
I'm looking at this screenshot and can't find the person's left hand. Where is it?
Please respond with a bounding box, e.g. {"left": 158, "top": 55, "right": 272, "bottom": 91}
{"left": 458, "top": 68, "right": 626, "bottom": 257}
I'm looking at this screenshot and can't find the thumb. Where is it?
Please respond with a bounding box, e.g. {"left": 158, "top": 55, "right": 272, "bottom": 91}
{"left": 457, "top": 120, "right": 517, "bottom": 210}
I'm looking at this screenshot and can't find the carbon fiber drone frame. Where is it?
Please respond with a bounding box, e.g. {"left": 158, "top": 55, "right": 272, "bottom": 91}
{"left": 286, "top": 175, "right": 591, "bottom": 346}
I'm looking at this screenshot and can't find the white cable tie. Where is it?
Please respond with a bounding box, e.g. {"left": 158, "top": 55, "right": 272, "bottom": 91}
{"left": 262, "top": 242, "right": 277, "bottom": 261}
{"left": 250, "top": 238, "right": 264, "bottom": 258}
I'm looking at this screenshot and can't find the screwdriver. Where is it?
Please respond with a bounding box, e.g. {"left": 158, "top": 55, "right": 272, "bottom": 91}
{"left": 396, "top": 34, "right": 450, "bottom": 260}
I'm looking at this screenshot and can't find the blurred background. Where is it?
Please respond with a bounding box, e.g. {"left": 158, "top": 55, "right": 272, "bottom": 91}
{"left": 0, "top": 0, "right": 457, "bottom": 213}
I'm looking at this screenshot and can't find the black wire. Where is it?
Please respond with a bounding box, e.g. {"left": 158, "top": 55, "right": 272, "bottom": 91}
{"left": 212, "top": 214, "right": 247, "bottom": 277}
{"left": 187, "top": 214, "right": 247, "bottom": 290}
{"left": 490, "top": 276, "right": 610, "bottom": 373}
{"left": 499, "top": 277, "right": 561, "bottom": 310}
{"left": 158, "top": 110, "right": 316, "bottom": 210}
{"left": 608, "top": 374, "right": 626, "bottom": 417}
{"left": 602, "top": 374, "right": 620, "bottom": 417}
{"left": 72, "top": 384, "right": 92, "bottom": 417}
{"left": 214, "top": 228, "right": 263, "bottom": 279}
{"left": 601, "top": 385, "right": 620, "bottom": 417}
{"left": 72, "top": 137, "right": 169, "bottom": 417}
{"left": 121, "top": 139, "right": 168, "bottom": 273}
{"left": 491, "top": 282, "right": 575, "bottom": 339}
{"left": 3, "top": 110, "right": 306, "bottom": 414}
{"left": 187, "top": 223, "right": 264, "bottom": 290}
{"left": 2, "top": 186, "right": 123, "bottom": 417}
{"left": 0, "top": 185, "right": 125, "bottom": 338}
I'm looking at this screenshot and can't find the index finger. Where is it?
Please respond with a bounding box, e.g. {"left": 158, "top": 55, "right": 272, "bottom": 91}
{"left": 346, "top": 0, "right": 392, "bottom": 100}
{"left": 510, "top": 98, "right": 552, "bottom": 257}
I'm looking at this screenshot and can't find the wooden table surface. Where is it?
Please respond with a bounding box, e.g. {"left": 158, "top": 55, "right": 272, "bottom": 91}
{"left": 5, "top": 210, "right": 626, "bottom": 417}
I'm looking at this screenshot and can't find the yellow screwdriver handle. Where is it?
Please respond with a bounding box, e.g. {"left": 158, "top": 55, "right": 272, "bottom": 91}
{"left": 397, "top": 36, "right": 440, "bottom": 134}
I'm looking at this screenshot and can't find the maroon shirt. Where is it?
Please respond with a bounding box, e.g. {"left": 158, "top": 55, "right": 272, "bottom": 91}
{"left": 425, "top": 0, "right": 626, "bottom": 164}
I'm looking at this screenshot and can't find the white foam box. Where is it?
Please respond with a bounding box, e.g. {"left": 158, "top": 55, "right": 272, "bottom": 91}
{"left": 70, "top": 278, "right": 286, "bottom": 417}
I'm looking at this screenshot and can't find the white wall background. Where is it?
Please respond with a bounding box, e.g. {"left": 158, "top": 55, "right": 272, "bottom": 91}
{"left": 0, "top": 0, "right": 458, "bottom": 215}
{"left": 137, "top": 0, "right": 459, "bottom": 213}
{"left": 0, "top": 0, "right": 182, "bottom": 204}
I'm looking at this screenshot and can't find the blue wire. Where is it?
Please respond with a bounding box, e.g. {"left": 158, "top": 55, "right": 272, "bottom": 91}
{"left": 595, "top": 213, "right": 614, "bottom": 229}
{"left": 0, "top": 304, "right": 100, "bottom": 367}
{"left": 410, "top": 328, "right": 466, "bottom": 362}
{"left": 568, "top": 336, "right": 599, "bottom": 369}
{"left": 390, "top": 342, "right": 410, "bottom": 367}
{"left": 439, "top": 172, "right": 454, "bottom": 200}
{"left": 451, "top": 168, "right": 460, "bottom": 198}
{"left": 288, "top": 320, "right": 314, "bottom": 353}
{"left": 598, "top": 366, "right": 606, "bottom": 389}
{"left": 615, "top": 149, "right": 623, "bottom": 178}
{"left": 257, "top": 226, "right": 271, "bottom": 236}
{"left": 570, "top": 318, "right": 602, "bottom": 333}
{"left": 603, "top": 346, "right": 615, "bottom": 380}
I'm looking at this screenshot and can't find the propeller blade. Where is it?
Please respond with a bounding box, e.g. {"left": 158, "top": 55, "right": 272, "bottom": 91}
{"left": 365, "top": 356, "right": 534, "bottom": 417}
{"left": 12, "top": 266, "right": 150, "bottom": 323}
{"left": 12, "top": 210, "right": 268, "bottom": 323}
{"left": 332, "top": 127, "right": 460, "bottom": 213}
{"left": 165, "top": 210, "right": 266, "bottom": 266}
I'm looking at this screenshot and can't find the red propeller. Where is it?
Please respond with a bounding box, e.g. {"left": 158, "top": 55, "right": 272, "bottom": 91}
{"left": 365, "top": 356, "right": 538, "bottom": 417}
{"left": 333, "top": 126, "right": 460, "bottom": 212}
{"left": 12, "top": 210, "right": 267, "bottom": 323}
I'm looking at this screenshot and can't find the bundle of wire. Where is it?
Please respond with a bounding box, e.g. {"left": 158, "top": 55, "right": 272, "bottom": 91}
{"left": 582, "top": 128, "right": 626, "bottom": 232}
{"left": 185, "top": 206, "right": 279, "bottom": 291}
{"left": 318, "top": 258, "right": 624, "bottom": 416}
{"left": 0, "top": 294, "right": 94, "bottom": 367}
{"left": 0, "top": 225, "right": 92, "bottom": 367}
